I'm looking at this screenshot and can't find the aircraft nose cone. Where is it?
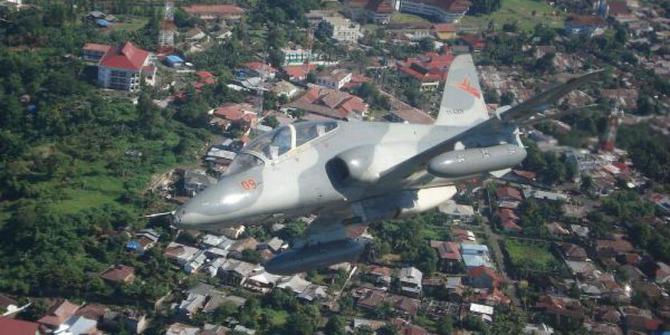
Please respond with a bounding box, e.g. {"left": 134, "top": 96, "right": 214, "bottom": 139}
{"left": 172, "top": 174, "right": 263, "bottom": 229}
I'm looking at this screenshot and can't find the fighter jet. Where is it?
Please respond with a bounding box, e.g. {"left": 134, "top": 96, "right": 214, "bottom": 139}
{"left": 172, "top": 54, "right": 602, "bottom": 275}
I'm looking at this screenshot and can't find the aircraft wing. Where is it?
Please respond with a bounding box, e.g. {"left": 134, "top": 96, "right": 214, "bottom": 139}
{"left": 379, "top": 70, "right": 605, "bottom": 183}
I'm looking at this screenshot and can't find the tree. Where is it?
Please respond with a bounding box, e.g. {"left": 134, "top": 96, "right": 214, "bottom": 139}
{"left": 436, "top": 316, "right": 454, "bottom": 335}
{"left": 418, "top": 37, "right": 434, "bottom": 52}
{"left": 285, "top": 311, "right": 316, "bottom": 335}
{"left": 324, "top": 316, "right": 346, "bottom": 335}
{"left": 315, "top": 21, "right": 334, "bottom": 41}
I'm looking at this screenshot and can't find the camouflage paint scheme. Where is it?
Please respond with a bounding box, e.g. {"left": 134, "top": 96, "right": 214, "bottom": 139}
{"left": 172, "top": 54, "right": 603, "bottom": 274}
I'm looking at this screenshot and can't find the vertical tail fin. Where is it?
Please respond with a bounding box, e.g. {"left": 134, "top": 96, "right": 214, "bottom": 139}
{"left": 435, "top": 54, "right": 489, "bottom": 127}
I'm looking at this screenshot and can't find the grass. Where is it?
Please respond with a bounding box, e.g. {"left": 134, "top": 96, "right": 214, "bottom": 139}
{"left": 460, "top": 0, "right": 565, "bottom": 32}
{"left": 504, "top": 239, "right": 561, "bottom": 275}
{"left": 109, "top": 16, "right": 149, "bottom": 32}
{"left": 391, "top": 12, "right": 432, "bottom": 25}
{"left": 49, "top": 175, "right": 127, "bottom": 214}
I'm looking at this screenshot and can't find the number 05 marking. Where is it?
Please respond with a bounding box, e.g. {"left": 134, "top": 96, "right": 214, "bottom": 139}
{"left": 241, "top": 178, "right": 257, "bottom": 190}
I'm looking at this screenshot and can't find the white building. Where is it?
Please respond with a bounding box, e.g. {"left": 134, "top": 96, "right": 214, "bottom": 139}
{"left": 323, "top": 16, "right": 361, "bottom": 43}
{"left": 281, "top": 47, "right": 313, "bottom": 66}
{"left": 316, "top": 69, "right": 352, "bottom": 90}
{"left": 97, "top": 42, "right": 156, "bottom": 92}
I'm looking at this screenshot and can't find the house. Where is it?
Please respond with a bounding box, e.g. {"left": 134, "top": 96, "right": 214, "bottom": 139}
{"left": 459, "top": 34, "right": 486, "bottom": 52}
{"left": 228, "top": 238, "right": 258, "bottom": 257}
{"left": 365, "top": 265, "right": 393, "bottom": 287}
{"left": 398, "top": 266, "right": 423, "bottom": 297}
{"left": 82, "top": 43, "right": 111, "bottom": 62}
{"left": 218, "top": 259, "right": 258, "bottom": 286}
{"left": 244, "top": 271, "right": 282, "bottom": 293}
{"left": 570, "top": 224, "right": 590, "bottom": 238}
{"left": 181, "top": 4, "right": 245, "bottom": 21}
{"left": 298, "top": 284, "right": 329, "bottom": 302}
{"left": 545, "top": 222, "right": 571, "bottom": 237}
{"left": 166, "top": 322, "right": 200, "bottom": 335}
{"left": 244, "top": 61, "right": 277, "bottom": 79}
{"left": 469, "top": 303, "right": 494, "bottom": 322}
{"left": 561, "top": 243, "right": 588, "bottom": 262}
{"left": 467, "top": 266, "right": 502, "bottom": 289}
{"left": 165, "top": 54, "right": 185, "bottom": 67}
{"left": 100, "top": 265, "right": 136, "bottom": 284}
{"left": 183, "top": 169, "right": 216, "bottom": 197}
{"left": 288, "top": 86, "right": 368, "bottom": 121}
{"left": 565, "top": 15, "right": 608, "bottom": 37}
{"left": 97, "top": 42, "right": 155, "bottom": 92}
{"left": 277, "top": 275, "right": 312, "bottom": 294}
{"left": 271, "top": 80, "right": 300, "bottom": 101}
{"left": 433, "top": 23, "right": 457, "bottom": 40}
{"left": 497, "top": 208, "right": 522, "bottom": 233}
{"left": 430, "top": 240, "right": 462, "bottom": 273}
{"left": 496, "top": 186, "right": 523, "bottom": 202}
{"left": 316, "top": 69, "right": 353, "bottom": 90}
{"left": 461, "top": 243, "right": 493, "bottom": 269}
{"left": 282, "top": 64, "right": 316, "bottom": 81}
{"left": 535, "top": 295, "right": 586, "bottom": 325}
{"left": 0, "top": 317, "right": 43, "bottom": 335}
{"left": 184, "top": 251, "right": 207, "bottom": 273}
{"left": 178, "top": 293, "right": 207, "bottom": 318}
{"left": 452, "top": 228, "right": 476, "bottom": 242}
{"left": 63, "top": 315, "right": 98, "bottom": 335}
{"left": 596, "top": 238, "right": 634, "bottom": 258}
{"left": 222, "top": 225, "right": 246, "bottom": 239}
{"left": 438, "top": 200, "right": 475, "bottom": 222}
{"left": 38, "top": 299, "right": 80, "bottom": 331}
{"left": 391, "top": 318, "right": 430, "bottom": 335}
{"left": 323, "top": 16, "right": 361, "bottom": 43}
{"left": 212, "top": 103, "right": 257, "bottom": 132}
{"left": 397, "top": 52, "right": 454, "bottom": 90}
{"left": 127, "top": 228, "right": 160, "bottom": 254}
{"left": 164, "top": 242, "right": 201, "bottom": 266}
{"left": 364, "top": 0, "right": 395, "bottom": 24}
{"left": 259, "top": 237, "right": 285, "bottom": 253}
{"left": 399, "top": 0, "right": 471, "bottom": 23}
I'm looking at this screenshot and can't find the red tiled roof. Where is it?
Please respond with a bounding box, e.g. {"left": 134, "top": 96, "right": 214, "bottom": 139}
{"left": 497, "top": 208, "right": 519, "bottom": 222}
{"left": 99, "top": 42, "right": 149, "bottom": 71}
{"left": 397, "top": 52, "right": 455, "bottom": 83}
{"left": 282, "top": 64, "right": 316, "bottom": 80}
{"left": 430, "top": 240, "right": 461, "bottom": 260}
{"left": 82, "top": 43, "right": 111, "bottom": 53}
{"left": 214, "top": 103, "right": 255, "bottom": 122}
{"left": 245, "top": 61, "right": 276, "bottom": 73}
{"left": 512, "top": 169, "right": 537, "bottom": 180}
{"left": 100, "top": 265, "right": 136, "bottom": 283}
{"left": 368, "top": 265, "right": 392, "bottom": 277}
{"left": 196, "top": 71, "right": 216, "bottom": 85}
{"left": 0, "top": 317, "right": 41, "bottom": 335}
{"left": 468, "top": 265, "right": 502, "bottom": 287}
{"left": 459, "top": 34, "right": 486, "bottom": 50}
{"left": 496, "top": 186, "right": 523, "bottom": 201}
{"left": 182, "top": 4, "right": 245, "bottom": 16}
{"left": 502, "top": 220, "right": 522, "bottom": 231}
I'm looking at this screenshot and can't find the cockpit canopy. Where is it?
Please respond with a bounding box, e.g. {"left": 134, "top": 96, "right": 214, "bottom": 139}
{"left": 224, "top": 121, "right": 338, "bottom": 176}
{"left": 246, "top": 121, "right": 338, "bottom": 160}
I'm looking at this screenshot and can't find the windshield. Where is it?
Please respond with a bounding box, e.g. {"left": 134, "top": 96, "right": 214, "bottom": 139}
{"left": 243, "top": 121, "right": 338, "bottom": 160}
{"left": 224, "top": 153, "right": 264, "bottom": 176}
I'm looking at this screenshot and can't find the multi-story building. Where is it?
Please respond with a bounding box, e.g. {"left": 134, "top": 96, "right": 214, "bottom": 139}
{"left": 97, "top": 42, "right": 155, "bottom": 92}
{"left": 281, "top": 47, "right": 313, "bottom": 65}
{"left": 316, "top": 69, "right": 353, "bottom": 90}
{"left": 399, "top": 0, "right": 471, "bottom": 23}
{"left": 81, "top": 43, "right": 111, "bottom": 62}
{"left": 324, "top": 16, "right": 361, "bottom": 43}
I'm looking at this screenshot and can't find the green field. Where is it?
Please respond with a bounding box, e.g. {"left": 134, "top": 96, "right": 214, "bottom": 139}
{"left": 504, "top": 239, "right": 562, "bottom": 275}
{"left": 461, "top": 0, "right": 565, "bottom": 32}
{"left": 109, "top": 16, "right": 149, "bottom": 32}
{"left": 391, "top": 12, "right": 432, "bottom": 25}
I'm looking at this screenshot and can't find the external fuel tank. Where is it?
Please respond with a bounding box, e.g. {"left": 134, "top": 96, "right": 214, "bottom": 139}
{"left": 427, "top": 144, "right": 527, "bottom": 178}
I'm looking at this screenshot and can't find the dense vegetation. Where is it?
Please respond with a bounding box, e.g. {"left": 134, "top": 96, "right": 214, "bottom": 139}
{"left": 0, "top": 5, "right": 207, "bottom": 302}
